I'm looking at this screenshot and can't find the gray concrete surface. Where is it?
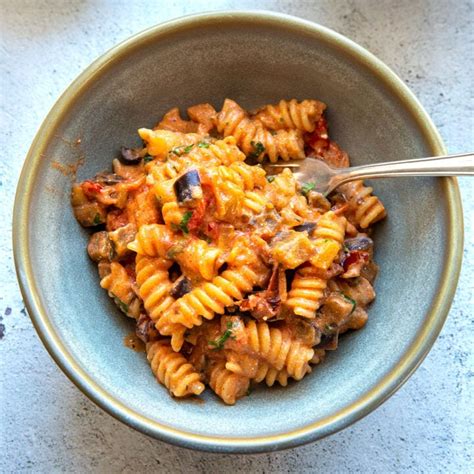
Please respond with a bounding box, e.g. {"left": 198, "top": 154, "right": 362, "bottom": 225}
{"left": 1, "top": 0, "right": 473, "bottom": 472}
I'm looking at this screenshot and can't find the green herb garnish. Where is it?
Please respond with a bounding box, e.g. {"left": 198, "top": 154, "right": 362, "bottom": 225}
{"left": 198, "top": 141, "right": 210, "bottom": 149}
{"left": 340, "top": 292, "right": 357, "bottom": 315}
{"left": 209, "top": 321, "right": 235, "bottom": 350}
{"left": 301, "top": 182, "right": 316, "bottom": 196}
{"left": 171, "top": 144, "right": 194, "bottom": 156}
{"left": 324, "top": 323, "right": 337, "bottom": 334}
{"left": 116, "top": 299, "right": 129, "bottom": 314}
{"left": 178, "top": 211, "right": 193, "bottom": 234}
{"left": 93, "top": 214, "right": 102, "bottom": 225}
{"left": 270, "top": 130, "right": 277, "bottom": 136}
{"left": 199, "top": 232, "right": 212, "bottom": 244}
{"left": 166, "top": 244, "right": 184, "bottom": 259}
{"left": 143, "top": 155, "right": 153, "bottom": 163}
{"left": 266, "top": 175, "right": 275, "bottom": 183}
{"left": 248, "top": 141, "right": 266, "bottom": 159}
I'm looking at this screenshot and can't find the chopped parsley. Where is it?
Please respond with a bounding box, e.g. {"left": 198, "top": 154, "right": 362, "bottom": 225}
{"left": 178, "top": 211, "right": 193, "bottom": 234}
{"left": 92, "top": 213, "right": 102, "bottom": 225}
{"left": 143, "top": 155, "right": 153, "bottom": 163}
{"left": 198, "top": 141, "right": 210, "bottom": 149}
{"left": 209, "top": 321, "right": 235, "bottom": 350}
{"left": 199, "top": 232, "right": 212, "bottom": 244}
{"left": 166, "top": 244, "right": 184, "bottom": 259}
{"left": 270, "top": 130, "right": 277, "bottom": 136}
{"left": 301, "top": 182, "right": 316, "bottom": 196}
{"left": 324, "top": 323, "right": 337, "bottom": 334}
{"left": 116, "top": 299, "right": 129, "bottom": 314}
{"left": 266, "top": 175, "right": 276, "bottom": 183}
{"left": 340, "top": 292, "right": 357, "bottom": 315}
{"left": 171, "top": 144, "right": 194, "bottom": 156}
{"left": 248, "top": 141, "right": 265, "bottom": 159}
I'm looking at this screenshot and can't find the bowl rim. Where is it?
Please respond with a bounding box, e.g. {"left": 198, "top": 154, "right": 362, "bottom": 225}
{"left": 13, "top": 10, "right": 463, "bottom": 453}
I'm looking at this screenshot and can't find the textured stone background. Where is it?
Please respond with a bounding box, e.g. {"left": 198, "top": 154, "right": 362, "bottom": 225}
{"left": 1, "top": 1, "right": 473, "bottom": 472}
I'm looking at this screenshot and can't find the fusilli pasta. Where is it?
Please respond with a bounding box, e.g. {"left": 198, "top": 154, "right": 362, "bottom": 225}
{"left": 72, "top": 97, "right": 386, "bottom": 404}
{"left": 147, "top": 340, "right": 205, "bottom": 397}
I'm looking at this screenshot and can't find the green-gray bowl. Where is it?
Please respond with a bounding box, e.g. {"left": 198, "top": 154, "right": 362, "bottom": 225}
{"left": 13, "top": 11, "right": 463, "bottom": 453}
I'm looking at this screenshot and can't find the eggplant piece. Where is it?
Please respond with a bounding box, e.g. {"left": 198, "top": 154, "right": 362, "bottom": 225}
{"left": 120, "top": 146, "right": 143, "bottom": 164}
{"left": 293, "top": 222, "right": 316, "bottom": 234}
{"left": 135, "top": 313, "right": 160, "bottom": 343}
{"left": 87, "top": 231, "right": 114, "bottom": 262}
{"left": 174, "top": 169, "right": 203, "bottom": 203}
{"left": 94, "top": 173, "right": 125, "bottom": 185}
{"left": 317, "top": 333, "right": 339, "bottom": 350}
{"left": 344, "top": 236, "right": 373, "bottom": 251}
{"left": 170, "top": 276, "right": 192, "bottom": 298}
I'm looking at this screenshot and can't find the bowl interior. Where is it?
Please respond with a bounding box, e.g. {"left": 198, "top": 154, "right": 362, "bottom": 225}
{"left": 19, "top": 14, "right": 455, "bottom": 450}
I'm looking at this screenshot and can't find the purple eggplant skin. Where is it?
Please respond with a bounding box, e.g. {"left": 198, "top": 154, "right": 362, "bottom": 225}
{"left": 293, "top": 222, "right": 317, "bottom": 234}
{"left": 174, "top": 169, "right": 203, "bottom": 203}
{"left": 170, "top": 277, "right": 192, "bottom": 298}
{"left": 344, "top": 236, "right": 373, "bottom": 251}
{"left": 120, "top": 146, "right": 143, "bottom": 163}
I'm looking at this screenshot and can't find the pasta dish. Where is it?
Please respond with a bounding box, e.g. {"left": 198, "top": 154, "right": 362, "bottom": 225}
{"left": 71, "top": 98, "right": 386, "bottom": 404}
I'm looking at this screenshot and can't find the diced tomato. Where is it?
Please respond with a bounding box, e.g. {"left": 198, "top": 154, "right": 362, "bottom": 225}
{"left": 82, "top": 180, "right": 103, "bottom": 197}
{"left": 306, "top": 117, "right": 329, "bottom": 152}
{"left": 342, "top": 250, "right": 369, "bottom": 272}
{"left": 187, "top": 183, "right": 214, "bottom": 233}
{"left": 206, "top": 221, "right": 220, "bottom": 241}
{"left": 188, "top": 203, "right": 205, "bottom": 233}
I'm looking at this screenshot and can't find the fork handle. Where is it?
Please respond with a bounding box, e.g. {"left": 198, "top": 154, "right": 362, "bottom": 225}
{"left": 340, "top": 152, "right": 474, "bottom": 184}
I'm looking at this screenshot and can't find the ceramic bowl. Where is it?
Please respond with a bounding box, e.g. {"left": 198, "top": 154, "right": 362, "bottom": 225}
{"left": 13, "top": 11, "right": 463, "bottom": 453}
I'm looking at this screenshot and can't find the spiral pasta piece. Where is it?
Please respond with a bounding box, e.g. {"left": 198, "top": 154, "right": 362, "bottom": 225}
{"left": 314, "top": 211, "right": 346, "bottom": 244}
{"left": 215, "top": 99, "right": 305, "bottom": 162}
{"left": 100, "top": 262, "right": 141, "bottom": 319}
{"left": 242, "top": 191, "right": 273, "bottom": 216}
{"left": 216, "top": 161, "right": 267, "bottom": 190}
{"left": 208, "top": 361, "right": 249, "bottom": 405}
{"left": 262, "top": 368, "right": 290, "bottom": 387}
{"left": 225, "top": 352, "right": 297, "bottom": 387}
{"left": 167, "top": 265, "right": 260, "bottom": 328}
{"left": 135, "top": 255, "right": 185, "bottom": 352}
{"left": 173, "top": 238, "right": 222, "bottom": 280}
{"left": 226, "top": 320, "right": 314, "bottom": 380}
{"left": 138, "top": 128, "right": 202, "bottom": 159}
{"left": 285, "top": 266, "right": 327, "bottom": 318}
{"left": 128, "top": 224, "right": 174, "bottom": 257}
{"left": 340, "top": 180, "right": 386, "bottom": 229}
{"left": 135, "top": 255, "right": 175, "bottom": 323}
{"left": 155, "top": 312, "right": 186, "bottom": 352}
{"left": 148, "top": 159, "right": 181, "bottom": 183}
{"left": 310, "top": 211, "right": 346, "bottom": 270}
{"left": 161, "top": 201, "right": 186, "bottom": 227}
{"left": 254, "top": 99, "right": 326, "bottom": 132}
{"left": 186, "top": 136, "right": 246, "bottom": 166}
{"left": 147, "top": 341, "right": 205, "bottom": 397}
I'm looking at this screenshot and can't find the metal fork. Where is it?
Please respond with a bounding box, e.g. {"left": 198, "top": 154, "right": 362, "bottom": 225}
{"left": 263, "top": 152, "right": 474, "bottom": 196}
